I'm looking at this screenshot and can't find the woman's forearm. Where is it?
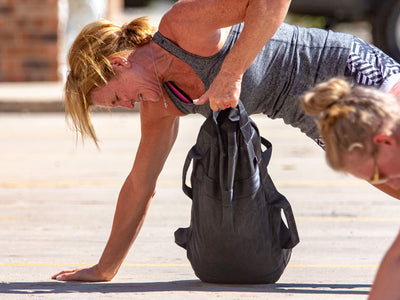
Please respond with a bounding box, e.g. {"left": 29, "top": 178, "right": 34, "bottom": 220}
{"left": 369, "top": 231, "right": 400, "bottom": 299}
{"left": 195, "top": 0, "right": 291, "bottom": 110}
{"left": 375, "top": 183, "right": 400, "bottom": 200}
{"left": 94, "top": 112, "right": 179, "bottom": 280}
{"left": 96, "top": 176, "right": 155, "bottom": 280}
{"left": 220, "top": 0, "right": 291, "bottom": 77}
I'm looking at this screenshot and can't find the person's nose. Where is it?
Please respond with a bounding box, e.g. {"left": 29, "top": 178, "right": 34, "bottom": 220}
{"left": 118, "top": 100, "right": 134, "bottom": 109}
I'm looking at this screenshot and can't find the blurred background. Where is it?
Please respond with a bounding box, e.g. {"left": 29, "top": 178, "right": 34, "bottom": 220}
{"left": 0, "top": 0, "right": 398, "bottom": 84}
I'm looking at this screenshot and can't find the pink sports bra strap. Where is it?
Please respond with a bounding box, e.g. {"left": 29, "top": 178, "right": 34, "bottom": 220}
{"left": 165, "top": 81, "right": 192, "bottom": 104}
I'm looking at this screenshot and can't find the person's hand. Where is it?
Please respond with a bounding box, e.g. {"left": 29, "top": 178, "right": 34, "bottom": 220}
{"left": 52, "top": 264, "right": 111, "bottom": 282}
{"left": 194, "top": 71, "right": 242, "bottom": 111}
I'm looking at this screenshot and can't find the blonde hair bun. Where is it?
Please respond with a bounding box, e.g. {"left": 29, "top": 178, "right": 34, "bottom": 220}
{"left": 302, "top": 78, "right": 351, "bottom": 116}
{"left": 301, "top": 77, "right": 397, "bottom": 171}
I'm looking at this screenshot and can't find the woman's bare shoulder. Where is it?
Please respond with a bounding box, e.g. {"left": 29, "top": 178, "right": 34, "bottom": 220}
{"left": 158, "top": 0, "right": 246, "bottom": 54}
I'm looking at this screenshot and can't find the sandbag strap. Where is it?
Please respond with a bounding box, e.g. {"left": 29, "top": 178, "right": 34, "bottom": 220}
{"left": 258, "top": 137, "right": 299, "bottom": 248}
{"left": 259, "top": 162, "right": 300, "bottom": 249}
{"left": 260, "top": 137, "right": 272, "bottom": 166}
{"left": 182, "top": 145, "right": 198, "bottom": 199}
{"left": 281, "top": 204, "right": 300, "bottom": 249}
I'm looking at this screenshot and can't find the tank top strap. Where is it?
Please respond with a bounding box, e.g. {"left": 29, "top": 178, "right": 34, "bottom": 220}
{"left": 152, "top": 23, "right": 243, "bottom": 89}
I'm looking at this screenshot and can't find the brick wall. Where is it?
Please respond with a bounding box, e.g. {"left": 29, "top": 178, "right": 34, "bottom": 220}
{"left": 0, "top": 0, "right": 60, "bottom": 81}
{"left": 0, "top": 0, "right": 123, "bottom": 82}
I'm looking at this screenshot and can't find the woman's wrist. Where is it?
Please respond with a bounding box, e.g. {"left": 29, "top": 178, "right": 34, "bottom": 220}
{"left": 93, "top": 263, "right": 118, "bottom": 281}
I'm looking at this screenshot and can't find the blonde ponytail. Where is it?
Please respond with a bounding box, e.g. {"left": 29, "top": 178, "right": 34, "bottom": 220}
{"left": 118, "top": 17, "right": 155, "bottom": 50}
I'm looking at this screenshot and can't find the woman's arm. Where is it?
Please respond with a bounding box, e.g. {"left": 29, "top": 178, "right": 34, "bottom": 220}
{"left": 52, "top": 102, "right": 179, "bottom": 281}
{"left": 161, "top": 0, "right": 291, "bottom": 111}
{"left": 196, "top": 0, "right": 291, "bottom": 111}
{"left": 369, "top": 231, "right": 400, "bottom": 299}
{"left": 374, "top": 184, "right": 400, "bottom": 200}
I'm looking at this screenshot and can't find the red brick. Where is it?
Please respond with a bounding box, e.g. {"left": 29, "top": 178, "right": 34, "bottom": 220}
{"left": 0, "top": 0, "right": 61, "bottom": 81}
{"left": 0, "top": 0, "right": 122, "bottom": 81}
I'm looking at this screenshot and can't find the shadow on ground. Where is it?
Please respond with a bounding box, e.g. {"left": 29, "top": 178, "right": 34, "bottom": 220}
{"left": 0, "top": 280, "right": 370, "bottom": 295}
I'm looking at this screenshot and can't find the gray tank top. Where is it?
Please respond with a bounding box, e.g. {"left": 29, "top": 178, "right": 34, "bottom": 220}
{"left": 153, "top": 23, "right": 353, "bottom": 141}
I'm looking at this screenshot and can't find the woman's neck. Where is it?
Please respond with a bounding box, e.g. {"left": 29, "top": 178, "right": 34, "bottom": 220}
{"left": 148, "top": 41, "right": 205, "bottom": 99}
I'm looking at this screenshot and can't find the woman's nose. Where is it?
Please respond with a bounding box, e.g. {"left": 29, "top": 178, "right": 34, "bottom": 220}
{"left": 118, "top": 100, "right": 134, "bottom": 109}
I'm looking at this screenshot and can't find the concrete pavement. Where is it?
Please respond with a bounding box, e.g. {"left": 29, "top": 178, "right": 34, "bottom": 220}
{"left": 0, "top": 2, "right": 397, "bottom": 299}
{"left": 1, "top": 112, "right": 399, "bottom": 299}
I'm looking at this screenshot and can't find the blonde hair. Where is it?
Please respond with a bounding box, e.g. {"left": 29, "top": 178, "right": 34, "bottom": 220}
{"left": 65, "top": 17, "right": 155, "bottom": 145}
{"left": 301, "top": 78, "right": 399, "bottom": 170}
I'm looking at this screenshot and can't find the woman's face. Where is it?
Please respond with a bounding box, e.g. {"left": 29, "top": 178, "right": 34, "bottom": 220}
{"left": 342, "top": 135, "right": 400, "bottom": 189}
{"left": 89, "top": 54, "right": 163, "bottom": 109}
{"left": 89, "top": 72, "right": 137, "bottom": 109}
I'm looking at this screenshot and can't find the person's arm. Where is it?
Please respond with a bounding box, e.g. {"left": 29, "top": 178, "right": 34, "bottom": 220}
{"left": 373, "top": 184, "right": 400, "bottom": 200}
{"left": 52, "top": 101, "right": 179, "bottom": 281}
{"left": 160, "top": 0, "right": 290, "bottom": 111}
{"left": 197, "top": 0, "right": 291, "bottom": 111}
{"left": 369, "top": 231, "right": 400, "bottom": 299}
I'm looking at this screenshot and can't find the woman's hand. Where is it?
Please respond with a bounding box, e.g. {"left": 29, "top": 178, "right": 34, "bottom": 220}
{"left": 194, "top": 71, "right": 242, "bottom": 111}
{"left": 52, "top": 264, "right": 111, "bottom": 282}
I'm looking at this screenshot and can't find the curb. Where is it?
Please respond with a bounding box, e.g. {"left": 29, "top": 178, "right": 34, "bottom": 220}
{"left": 0, "top": 82, "right": 64, "bottom": 113}
{"left": 0, "top": 82, "right": 139, "bottom": 113}
{"left": 0, "top": 101, "right": 65, "bottom": 113}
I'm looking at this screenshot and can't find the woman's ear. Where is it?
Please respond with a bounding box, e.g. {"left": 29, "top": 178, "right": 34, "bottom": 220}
{"left": 373, "top": 132, "right": 396, "bottom": 147}
{"left": 109, "top": 56, "right": 131, "bottom": 71}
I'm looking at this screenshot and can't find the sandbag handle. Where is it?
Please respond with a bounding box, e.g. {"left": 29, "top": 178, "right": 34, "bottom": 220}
{"left": 181, "top": 145, "right": 200, "bottom": 200}
{"left": 281, "top": 204, "right": 300, "bottom": 249}
{"left": 211, "top": 100, "right": 252, "bottom": 191}
{"left": 212, "top": 103, "right": 242, "bottom": 226}
{"left": 213, "top": 112, "right": 238, "bottom": 193}
{"left": 260, "top": 137, "right": 272, "bottom": 166}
